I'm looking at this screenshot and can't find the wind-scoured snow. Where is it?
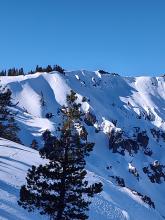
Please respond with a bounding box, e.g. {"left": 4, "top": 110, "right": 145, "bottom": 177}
{"left": 0, "top": 70, "right": 165, "bottom": 220}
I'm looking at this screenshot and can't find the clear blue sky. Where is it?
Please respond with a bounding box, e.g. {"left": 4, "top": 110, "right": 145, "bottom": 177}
{"left": 0, "top": 0, "right": 165, "bottom": 76}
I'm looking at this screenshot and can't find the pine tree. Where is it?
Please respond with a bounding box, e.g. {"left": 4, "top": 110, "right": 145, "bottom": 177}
{"left": 46, "top": 65, "right": 53, "bottom": 73}
{"left": 30, "top": 139, "right": 39, "bottom": 150}
{"left": 0, "top": 85, "right": 20, "bottom": 143}
{"left": 35, "top": 65, "right": 43, "bottom": 73}
{"left": 53, "top": 65, "right": 65, "bottom": 74}
{"left": 18, "top": 68, "right": 24, "bottom": 75}
{"left": 18, "top": 90, "right": 102, "bottom": 220}
{"left": 0, "top": 70, "right": 6, "bottom": 76}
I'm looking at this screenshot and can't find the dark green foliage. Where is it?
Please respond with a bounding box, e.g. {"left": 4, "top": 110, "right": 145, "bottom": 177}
{"left": 98, "top": 70, "right": 109, "bottom": 74}
{"left": 18, "top": 68, "right": 24, "bottom": 75}
{"left": 46, "top": 65, "right": 53, "bottom": 73}
{"left": 28, "top": 70, "right": 34, "bottom": 75}
{"left": 0, "top": 65, "right": 65, "bottom": 76}
{"left": 18, "top": 90, "right": 102, "bottom": 220}
{"left": 82, "top": 96, "right": 88, "bottom": 102}
{"left": 53, "top": 65, "right": 65, "bottom": 74}
{"left": 40, "top": 129, "right": 58, "bottom": 160}
{"left": 35, "top": 65, "right": 43, "bottom": 73}
{"left": 0, "top": 68, "right": 24, "bottom": 76}
{"left": 130, "top": 189, "right": 155, "bottom": 208}
{"left": 143, "top": 161, "right": 165, "bottom": 184}
{"left": 110, "top": 175, "right": 125, "bottom": 187}
{"left": 150, "top": 127, "right": 165, "bottom": 142}
{"left": 45, "top": 112, "right": 54, "bottom": 119}
{"left": 0, "top": 85, "right": 20, "bottom": 143}
{"left": 84, "top": 111, "right": 97, "bottom": 126}
{"left": 30, "top": 139, "right": 39, "bottom": 150}
{"left": 0, "top": 70, "right": 7, "bottom": 76}
{"left": 35, "top": 64, "right": 64, "bottom": 74}
{"left": 108, "top": 128, "right": 150, "bottom": 156}
{"left": 137, "top": 131, "right": 149, "bottom": 148}
{"left": 8, "top": 68, "right": 25, "bottom": 76}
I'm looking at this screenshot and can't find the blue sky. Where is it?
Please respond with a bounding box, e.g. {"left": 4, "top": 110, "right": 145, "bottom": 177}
{"left": 0, "top": 0, "right": 165, "bottom": 76}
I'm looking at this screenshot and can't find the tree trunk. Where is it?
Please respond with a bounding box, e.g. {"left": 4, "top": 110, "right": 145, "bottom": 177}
{"left": 56, "top": 135, "right": 69, "bottom": 220}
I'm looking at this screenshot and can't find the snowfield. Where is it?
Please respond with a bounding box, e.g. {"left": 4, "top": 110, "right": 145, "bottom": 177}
{"left": 0, "top": 70, "right": 165, "bottom": 220}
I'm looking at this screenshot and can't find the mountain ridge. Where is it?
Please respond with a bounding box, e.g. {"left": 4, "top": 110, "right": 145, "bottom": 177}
{"left": 0, "top": 70, "right": 165, "bottom": 220}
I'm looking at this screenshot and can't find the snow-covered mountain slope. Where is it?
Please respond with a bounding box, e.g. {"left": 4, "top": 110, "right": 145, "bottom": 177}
{"left": 0, "top": 138, "right": 46, "bottom": 220}
{"left": 0, "top": 70, "right": 165, "bottom": 220}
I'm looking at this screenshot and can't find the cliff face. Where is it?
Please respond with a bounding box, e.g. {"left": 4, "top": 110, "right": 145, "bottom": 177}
{"left": 0, "top": 70, "right": 165, "bottom": 220}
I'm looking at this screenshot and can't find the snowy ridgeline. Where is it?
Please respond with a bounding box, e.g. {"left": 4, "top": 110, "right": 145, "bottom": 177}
{"left": 0, "top": 70, "right": 165, "bottom": 220}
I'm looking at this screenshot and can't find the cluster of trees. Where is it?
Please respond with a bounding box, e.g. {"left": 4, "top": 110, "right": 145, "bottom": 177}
{"left": 0, "top": 68, "right": 24, "bottom": 76}
{"left": 34, "top": 64, "right": 65, "bottom": 74}
{"left": 18, "top": 90, "right": 102, "bottom": 220}
{"left": 0, "top": 65, "right": 65, "bottom": 76}
{"left": 30, "top": 139, "right": 39, "bottom": 150}
{"left": 0, "top": 85, "right": 20, "bottom": 143}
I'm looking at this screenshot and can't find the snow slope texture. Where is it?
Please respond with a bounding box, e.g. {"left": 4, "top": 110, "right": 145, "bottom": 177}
{"left": 0, "top": 70, "right": 165, "bottom": 220}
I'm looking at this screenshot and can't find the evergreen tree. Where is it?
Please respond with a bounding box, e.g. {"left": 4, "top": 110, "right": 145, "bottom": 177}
{"left": 30, "top": 139, "right": 39, "bottom": 150}
{"left": 0, "top": 85, "right": 20, "bottom": 143}
{"left": 40, "top": 129, "right": 58, "bottom": 160}
{"left": 7, "top": 68, "right": 13, "bottom": 76}
{"left": 53, "top": 65, "right": 65, "bottom": 74}
{"left": 18, "top": 68, "right": 24, "bottom": 75}
{"left": 18, "top": 90, "right": 102, "bottom": 220}
{"left": 35, "top": 65, "right": 43, "bottom": 72}
{"left": 28, "top": 70, "right": 34, "bottom": 75}
{"left": 46, "top": 65, "right": 53, "bottom": 73}
{"left": 0, "top": 70, "right": 6, "bottom": 76}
